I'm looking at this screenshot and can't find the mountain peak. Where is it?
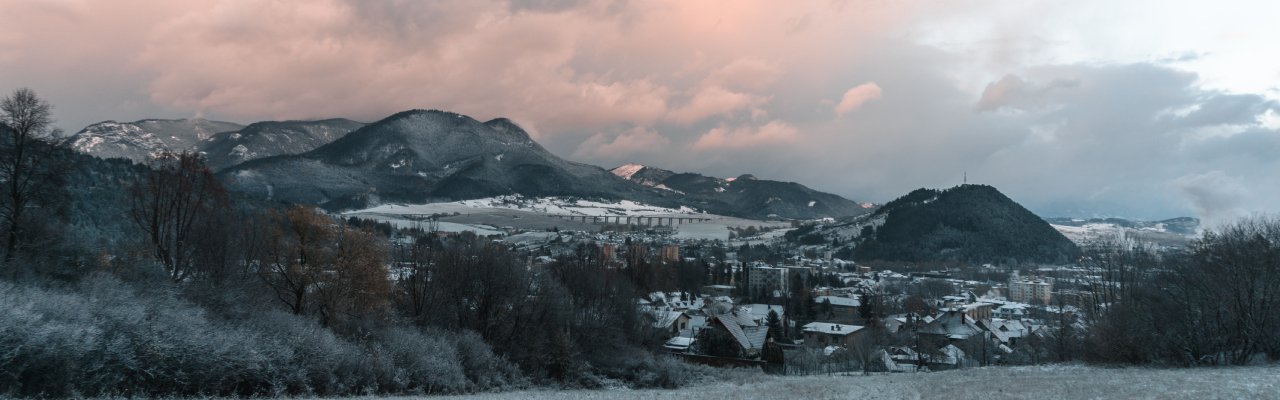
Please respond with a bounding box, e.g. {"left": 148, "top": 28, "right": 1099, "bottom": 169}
{"left": 610, "top": 163, "right": 648, "bottom": 180}
{"left": 856, "top": 184, "right": 1078, "bottom": 263}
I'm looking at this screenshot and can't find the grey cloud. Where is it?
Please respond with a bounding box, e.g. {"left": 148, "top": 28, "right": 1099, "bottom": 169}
{"left": 1175, "top": 171, "right": 1250, "bottom": 227}
{"left": 1178, "top": 93, "right": 1277, "bottom": 127}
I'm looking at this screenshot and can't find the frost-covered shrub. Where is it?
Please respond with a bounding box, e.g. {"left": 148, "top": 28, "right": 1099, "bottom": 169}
{"left": 0, "top": 275, "right": 522, "bottom": 397}
{"left": 373, "top": 327, "right": 468, "bottom": 394}
{"left": 450, "top": 329, "right": 527, "bottom": 391}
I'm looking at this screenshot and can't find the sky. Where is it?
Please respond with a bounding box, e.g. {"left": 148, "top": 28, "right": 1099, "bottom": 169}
{"left": 1, "top": 0, "right": 1278, "bottom": 224}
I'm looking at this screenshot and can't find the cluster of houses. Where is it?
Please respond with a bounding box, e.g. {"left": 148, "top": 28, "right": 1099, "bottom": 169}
{"left": 640, "top": 268, "right": 1080, "bottom": 373}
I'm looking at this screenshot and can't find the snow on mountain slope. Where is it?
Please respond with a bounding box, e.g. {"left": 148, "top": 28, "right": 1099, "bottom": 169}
{"left": 1052, "top": 223, "right": 1126, "bottom": 245}
{"left": 69, "top": 119, "right": 245, "bottom": 162}
{"left": 610, "top": 163, "right": 647, "bottom": 180}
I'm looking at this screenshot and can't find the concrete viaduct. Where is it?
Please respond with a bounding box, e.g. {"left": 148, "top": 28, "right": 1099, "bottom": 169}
{"left": 554, "top": 215, "right": 711, "bottom": 226}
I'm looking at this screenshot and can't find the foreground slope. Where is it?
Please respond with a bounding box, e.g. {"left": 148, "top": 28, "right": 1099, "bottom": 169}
{"left": 425, "top": 364, "right": 1280, "bottom": 400}
{"left": 611, "top": 164, "right": 871, "bottom": 219}
{"left": 854, "top": 185, "right": 1078, "bottom": 263}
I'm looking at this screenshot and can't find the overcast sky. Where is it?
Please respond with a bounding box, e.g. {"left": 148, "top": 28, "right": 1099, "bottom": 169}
{"left": 2, "top": 0, "right": 1277, "bottom": 223}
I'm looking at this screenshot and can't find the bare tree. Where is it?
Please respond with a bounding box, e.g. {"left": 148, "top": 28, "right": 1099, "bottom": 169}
{"left": 128, "top": 151, "right": 228, "bottom": 282}
{"left": 0, "top": 88, "right": 67, "bottom": 267}
{"left": 255, "top": 206, "right": 334, "bottom": 315}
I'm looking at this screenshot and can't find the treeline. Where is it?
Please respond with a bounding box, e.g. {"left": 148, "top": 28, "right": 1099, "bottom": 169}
{"left": 0, "top": 89, "right": 735, "bottom": 397}
{"left": 1079, "top": 216, "right": 1280, "bottom": 366}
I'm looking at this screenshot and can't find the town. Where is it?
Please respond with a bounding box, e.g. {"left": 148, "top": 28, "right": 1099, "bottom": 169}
{"left": 370, "top": 214, "right": 1130, "bottom": 376}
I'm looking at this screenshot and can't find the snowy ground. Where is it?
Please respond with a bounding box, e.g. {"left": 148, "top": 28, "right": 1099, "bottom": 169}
{"left": 409, "top": 364, "right": 1280, "bottom": 400}
{"left": 1052, "top": 223, "right": 1126, "bottom": 244}
{"left": 356, "top": 196, "right": 699, "bottom": 218}
{"left": 1052, "top": 223, "right": 1194, "bottom": 247}
{"left": 345, "top": 196, "right": 788, "bottom": 240}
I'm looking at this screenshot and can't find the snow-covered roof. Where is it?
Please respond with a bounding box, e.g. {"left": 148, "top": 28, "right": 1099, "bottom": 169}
{"left": 650, "top": 310, "right": 687, "bottom": 329}
{"left": 664, "top": 336, "right": 695, "bottom": 351}
{"left": 743, "top": 304, "right": 785, "bottom": 321}
{"left": 815, "top": 295, "right": 860, "bottom": 308}
{"left": 802, "top": 322, "right": 864, "bottom": 336}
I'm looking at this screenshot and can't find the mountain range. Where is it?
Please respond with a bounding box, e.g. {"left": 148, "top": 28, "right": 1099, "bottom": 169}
{"left": 65, "top": 110, "right": 869, "bottom": 220}
{"left": 67, "top": 118, "right": 366, "bottom": 171}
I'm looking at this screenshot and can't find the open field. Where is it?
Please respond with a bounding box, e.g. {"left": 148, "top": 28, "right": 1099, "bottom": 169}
{"left": 414, "top": 364, "right": 1280, "bottom": 400}
{"left": 343, "top": 197, "right": 791, "bottom": 240}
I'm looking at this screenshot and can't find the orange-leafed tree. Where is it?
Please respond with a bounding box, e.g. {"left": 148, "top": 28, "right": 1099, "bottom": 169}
{"left": 256, "top": 205, "right": 391, "bottom": 326}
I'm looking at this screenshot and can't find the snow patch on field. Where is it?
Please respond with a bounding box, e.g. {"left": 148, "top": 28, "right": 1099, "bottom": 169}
{"left": 1052, "top": 223, "right": 1125, "bottom": 244}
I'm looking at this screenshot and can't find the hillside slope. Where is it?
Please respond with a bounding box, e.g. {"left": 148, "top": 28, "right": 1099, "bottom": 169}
{"left": 220, "top": 110, "right": 666, "bottom": 210}
{"left": 610, "top": 164, "right": 871, "bottom": 219}
{"left": 200, "top": 118, "right": 365, "bottom": 170}
{"left": 853, "top": 185, "right": 1078, "bottom": 263}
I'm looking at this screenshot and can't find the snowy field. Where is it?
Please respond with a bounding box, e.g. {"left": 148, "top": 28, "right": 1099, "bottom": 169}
{"left": 1052, "top": 223, "right": 1194, "bottom": 247}
{"left": 406, "top": 364, "right": 1280, "bottom": 400}
{"left": 1052, "top": 223, "right": 1126, "bottom": 244}
{"left": 355, "top": 196, "right": 699, "bottom": 218}
{"left": 345, "top": 196, "right": 790, "bottom": 240}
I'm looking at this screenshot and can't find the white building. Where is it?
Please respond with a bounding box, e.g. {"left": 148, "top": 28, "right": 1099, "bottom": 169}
{"left": 1009, "top": 272, "right": 1053, "bottom": 305}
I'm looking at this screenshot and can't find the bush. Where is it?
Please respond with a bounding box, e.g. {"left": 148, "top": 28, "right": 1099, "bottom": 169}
{"left": 0, "top": 274, "right": 521, "bottom": 397}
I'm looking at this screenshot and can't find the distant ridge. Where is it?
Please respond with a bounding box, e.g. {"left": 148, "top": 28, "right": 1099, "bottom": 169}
{"left": 610, "top": 164, "right": 871, "bottom": 220}
{"left": 66, "top": 109, "right": 870, "bottom": 220}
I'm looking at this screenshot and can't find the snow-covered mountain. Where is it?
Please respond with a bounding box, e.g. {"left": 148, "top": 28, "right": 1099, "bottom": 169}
{"left": 220, "top": 110, "right": 666, "bottom": 211}
{"left": 73, "top": 110, "right": 870, "bottom": 220}
{"left": 200, "top": 119, "right": 365, "bottom": 170}
{"left": 69, "top": 118, "right": 245, "bottom": 163}
{"left": 609, "top": 164, "right": 872, "bottom": 219}
{"left": 68, "top": 118, "right": 364, "bottom": 171}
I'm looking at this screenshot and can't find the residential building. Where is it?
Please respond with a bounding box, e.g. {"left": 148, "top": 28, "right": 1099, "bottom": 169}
{"left": 814, "top": 295, "right": 861, "bottom": 322}
{"left": 801, "top": 322, "right": 865, "bottom": 348}
{"left": 1009, "top": 272, "right": 1053, "bottom": 304}
{"left": 749, "top": 266, "right": 788, "bottom": 297}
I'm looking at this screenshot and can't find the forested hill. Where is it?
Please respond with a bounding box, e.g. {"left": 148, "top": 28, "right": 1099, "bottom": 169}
{"left": 854, "top": 185, "right": 1079, "bottom": 264}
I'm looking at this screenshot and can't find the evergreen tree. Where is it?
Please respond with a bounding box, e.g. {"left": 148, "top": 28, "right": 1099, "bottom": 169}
{"left": 766, "top": 309, "right": 784, "bottom": 340}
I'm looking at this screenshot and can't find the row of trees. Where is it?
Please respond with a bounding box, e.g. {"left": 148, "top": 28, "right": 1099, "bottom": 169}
{"left": 1084, "top": 217, "right": 1280, "bottom": 365}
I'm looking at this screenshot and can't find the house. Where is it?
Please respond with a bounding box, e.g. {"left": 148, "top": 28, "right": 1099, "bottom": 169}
{"left": 801, "top": 322, "right": 865, "bottom": 348}
{"left": 814, "top": 295, "right": 860, "bottom": 322}
{"left": 650, "top": 310, "right": 691, "bottom": 336}
{"left": 994, "top": 303, "right": 1029, "bottom": 320}
{"left": 918, "top": 309, "right": 983, "bottom": 342}
{"left": 742, "top": 304, "right": 785, "bottom": 324}
{"left": 699, "top": 311, "right": 771, "bottom": 358}
{"left": 960, "top": 302, "right": 994, "bottom": 321}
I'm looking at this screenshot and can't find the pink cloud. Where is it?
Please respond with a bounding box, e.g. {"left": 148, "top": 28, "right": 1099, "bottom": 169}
{"left": 666, "top": 86, "right": 768, "bottom": 125}
{"left": 693, "top": 120, "right": 799, "bottom": 150}
{"left": 1, "top": 0, "right": 915, "bottom": 133}
{"left": 834, "top": 82, "right": 882, "bottom": 116}
{"left": 574, "top": 127, "right": 672, "bottom": 159}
